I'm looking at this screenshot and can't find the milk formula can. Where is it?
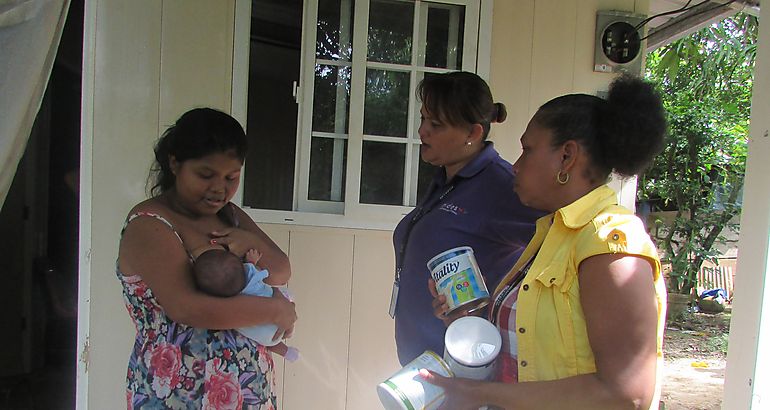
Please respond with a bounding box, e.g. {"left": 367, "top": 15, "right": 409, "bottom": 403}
{"left": 427, "top": 246, "right": 489, "bottom": 315}
{"left": 377, "top": 351, "right": 454, "bottom": 410}
{"left": 443, "top": 316, "right": 502, "bottom": 380}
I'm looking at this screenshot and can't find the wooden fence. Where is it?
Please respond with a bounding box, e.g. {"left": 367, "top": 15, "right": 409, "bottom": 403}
{"left": 698, "top": 261, "right": 736, "bottom": 300}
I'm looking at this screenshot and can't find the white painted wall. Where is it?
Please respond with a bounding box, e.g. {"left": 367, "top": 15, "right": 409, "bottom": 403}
{"left": 78, "top": 1, "right": 652, "bottom": 408}
{"left": 78, "top": 1, "right": 236, "bottom": 408}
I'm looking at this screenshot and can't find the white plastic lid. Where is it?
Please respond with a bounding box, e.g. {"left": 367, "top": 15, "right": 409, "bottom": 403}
{"left": 444, "top": 316, "right": 502, "bottom": 366}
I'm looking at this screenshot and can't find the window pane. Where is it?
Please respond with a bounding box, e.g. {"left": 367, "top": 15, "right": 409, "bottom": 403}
{"left": 309, "top": 137, "right": 347, "bottom": 201}
{"left": 313, "top": 64, "right": 351, "bottom": 133}
{"left": 367, "top": 0, "right": 413, "bottom": 64}
{"left": 317, "top": 0, "right": 354, "bottom": 61}
{"left": 364, "top": 69, "right": 409, "bottom": 137}
{"left": 360, "top": 141, "right": 405, "bottom": 205}
{"left": 417, "top": 156, "right": 439, "bottom": 201}
{"left": 244, "top": 0, "right": 303, "bottom": 210}
{"left": 425, "top": 4, "right": 465, "bottom": 69}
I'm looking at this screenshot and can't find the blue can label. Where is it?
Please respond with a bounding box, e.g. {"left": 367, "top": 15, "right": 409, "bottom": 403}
{"left": 427, "top": 247, "right": 489, "bottom": 313}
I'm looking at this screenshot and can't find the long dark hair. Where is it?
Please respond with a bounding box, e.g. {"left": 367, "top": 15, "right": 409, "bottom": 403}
{"left": 534, "top": 74, "right": 666, "bottom": 181}
{"left": 417, "top": 71, "right": 507, "bottom": 139}
{"left": 149, "top": 108, "right": 248, "bottom": 197}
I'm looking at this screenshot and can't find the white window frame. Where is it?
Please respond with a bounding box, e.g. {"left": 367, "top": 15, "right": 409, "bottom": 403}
{"left": 232, "top": 0, "right": 493, "bottom": 230}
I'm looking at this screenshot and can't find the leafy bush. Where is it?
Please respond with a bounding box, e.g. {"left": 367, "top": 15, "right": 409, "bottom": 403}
{"left": 640, "top": 14, "right": 756, "bottom": 295}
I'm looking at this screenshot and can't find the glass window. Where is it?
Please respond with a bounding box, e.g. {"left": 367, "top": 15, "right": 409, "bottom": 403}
{"left": 425, "top": 4, "right": 464, "bottom": 69}
{"left": 243, "top": 0, "right": 303, "bottom": 211}
{"left": 309, "top": 137, "right": 348, "bottom": 201}
{"left": 243, "top": 0, "right": 479, "bottom": 223}
{"left": 360, "top": 141, "right": 405, "bottom": 205}
{"left": 367, "top": 0, "right": 413, "bottom": 64}
{"left": 363, "top": 69, "right": 409, "bottom": 138}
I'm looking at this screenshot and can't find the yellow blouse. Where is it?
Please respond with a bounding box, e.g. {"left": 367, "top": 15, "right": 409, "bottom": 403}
{"left": 493, "top": 185, "right": 666, "bottom": 407}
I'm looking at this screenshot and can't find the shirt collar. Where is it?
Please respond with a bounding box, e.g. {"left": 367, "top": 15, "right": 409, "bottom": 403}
{"left": 555, "top": 185, "right": 618, "bottom": 229}
{"left": 434, "top": 141, "right": 500, "bottom": 184}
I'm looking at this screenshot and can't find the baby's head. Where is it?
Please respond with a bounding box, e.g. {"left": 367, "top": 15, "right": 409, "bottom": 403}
{"left": 192, "top": 246, "right": 246, "bottom": 297}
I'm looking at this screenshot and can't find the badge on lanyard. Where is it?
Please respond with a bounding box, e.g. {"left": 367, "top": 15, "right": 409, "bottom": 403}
{"left": 388, "top": 279, "right": 400, "bottom": 319}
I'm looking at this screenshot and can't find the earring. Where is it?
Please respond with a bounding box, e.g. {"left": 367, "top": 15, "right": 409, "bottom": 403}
{"left": 466, "top": 141, "right": 472, "bottom": 146}
{"left": 557, "top": 170, "right": 570, "bottom": 185}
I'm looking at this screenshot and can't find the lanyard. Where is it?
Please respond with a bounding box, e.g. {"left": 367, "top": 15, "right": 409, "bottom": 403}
{"left": 388, "top": 179, "right": 459, "bottom": 319}
{"left": 394, "top": 182, "right": 457, "bottom": 283}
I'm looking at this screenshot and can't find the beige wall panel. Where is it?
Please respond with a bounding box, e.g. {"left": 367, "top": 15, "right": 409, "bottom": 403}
{"left": 282, "top": 230, "right": 354, "bottom": 410}
{"left": 530, "top": 0, "right": 578, "bottom": 110}
{"left": 258, "top": 223, "right": 291, "bottom": 253}
{"left": 254, "top": 223, "right": 291, "bottom": 401}
{"left": 346, "top": 231, "right": 400, "bottom": 409}
{"left": 87, "top": 1, "right": 162, "bottom": 408}
{"left": 159, "top": 0, "right": 235, "bottom": 128}
{"left": 488, "top": 0, "right": 534, "bottom": 162}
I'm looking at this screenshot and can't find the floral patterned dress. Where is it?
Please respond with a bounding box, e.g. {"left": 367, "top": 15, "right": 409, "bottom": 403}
{"left": 118, "top": 212, "right": 276, "bottom": 409}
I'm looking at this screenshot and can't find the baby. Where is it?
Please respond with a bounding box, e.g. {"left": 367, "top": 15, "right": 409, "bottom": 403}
{"left": 191, "top": 245, "right": 299, "bottom": 362}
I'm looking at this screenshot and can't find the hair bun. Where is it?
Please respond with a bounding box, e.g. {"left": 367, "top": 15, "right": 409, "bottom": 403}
{"left": 493, "top": 102, "right": 508, "bottom": 123}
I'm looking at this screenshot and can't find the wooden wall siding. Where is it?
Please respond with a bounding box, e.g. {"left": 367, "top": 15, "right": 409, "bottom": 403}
{"left": 159, "top": 0, "right": 234, "bottom": 128}
{"left": 489, "top": 0, "right": 645, "bottom": 163}
{"left": 282, "top": 229, "right": 354, "bottom": 410}
{"left": 530, "top": 0, "right": 579, "bottom": 112}
{"left": 256, "top": 224, "right": 399, "bottom": 410}
{"left": 84, "top": 1, "right": 238, "bottom": 408}
{"left": 488, "top": 0, "right": 535, "bottom": 159}
{"left": 488, "top": 0, "right": 644, "bottom": 210}
{"left": 257, "top": 224, "right": 290, "bottom": 402}
{"left": 87, "top": 2, "right": 163, "bottom": 408}
{"left": 346, "top": 231, "right": 399, "bottom": 409}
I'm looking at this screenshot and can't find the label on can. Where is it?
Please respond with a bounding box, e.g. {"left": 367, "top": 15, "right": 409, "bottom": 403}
{"left": 377, "top": 351, "right": 453, "bottom": 410}
{"left": 427, "top": 247, "right": 489, "bottom": 314}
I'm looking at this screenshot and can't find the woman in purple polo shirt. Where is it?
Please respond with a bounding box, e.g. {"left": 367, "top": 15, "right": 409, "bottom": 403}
{"left": 391, "top": 71, "right": 542, "bottom": 365}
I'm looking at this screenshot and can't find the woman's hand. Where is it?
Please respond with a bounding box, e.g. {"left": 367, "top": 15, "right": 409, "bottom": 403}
{"left": 211, "top": 223, "right": 291, "bottom": 285}
{"left": 209, "top": 227, "right": 258, "bottom": 258}
{"left": 419, "top": 369, "right": 485, "bottom": 410}
{"left": 271, "top": 289, "right": 297, "bottom": 341}
{"left": 429, "top": 278, "right": 469, "bottom": 326}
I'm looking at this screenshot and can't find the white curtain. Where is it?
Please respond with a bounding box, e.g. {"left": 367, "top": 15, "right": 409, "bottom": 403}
{"left": 0, "top": 0, "right": 70, "bottom": 209}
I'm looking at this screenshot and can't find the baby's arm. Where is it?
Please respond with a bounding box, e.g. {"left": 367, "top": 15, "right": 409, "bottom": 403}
{"left": 247, "top": 247, "right": 288, "bottom": 287}
{"left": 245, "top": 248, "right": 263, "bottom": 266}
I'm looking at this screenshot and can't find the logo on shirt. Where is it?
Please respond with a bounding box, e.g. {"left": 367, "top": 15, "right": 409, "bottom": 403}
{"left": 439, "top": 202, "right": 467, "bottom": 215}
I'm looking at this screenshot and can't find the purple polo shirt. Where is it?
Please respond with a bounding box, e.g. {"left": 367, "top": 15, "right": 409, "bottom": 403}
{"left": 392, "top": 142, "right": 542, "bottom": 365}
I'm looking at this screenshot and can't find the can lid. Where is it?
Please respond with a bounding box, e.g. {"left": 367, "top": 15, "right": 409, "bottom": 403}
{"left": 444, "top": 316, "right": 502, "bottom": 366}
{"left": 426, "top": 246, "right": 474, "bottom": 270}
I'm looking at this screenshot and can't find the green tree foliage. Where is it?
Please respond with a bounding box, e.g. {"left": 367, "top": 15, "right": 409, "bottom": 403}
{"left": 640, "top": 13, "right": 757, "bottom": 295}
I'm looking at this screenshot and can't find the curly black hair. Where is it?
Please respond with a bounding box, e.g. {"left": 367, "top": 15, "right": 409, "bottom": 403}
{"left": 534, "top": 74, "right": 666, "bottom": 181}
